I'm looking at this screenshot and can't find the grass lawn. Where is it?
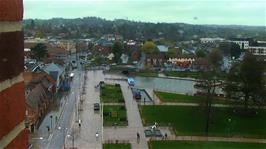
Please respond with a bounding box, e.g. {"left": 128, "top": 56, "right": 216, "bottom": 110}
{"left": 131, "top": 71, "right": 158, "bottom": 77}
{"left": 101, "top": 84, "right": 124, "bottom": 103}
{"left": 155, "top": 91, "right": 201, "bottom": 103}
{"left": 154, "top": 91, "right": 233, "bottom": 104}
{"left": 140, "top": 105, "right": 266, "bottom": 138}
{"left": 103, "top": 105, "right": 128, "bottom": 126}
{"left": 103, "top": 143, "right": 131, "bottom": 149}
{"left": 164, "top": 71, "right": 227, "bottom": 79}
{"left": 164, "top": 71, "right": 201, "bottom": 79}
{"left": 149, "top": 140, "right": 266, "bottom": 149}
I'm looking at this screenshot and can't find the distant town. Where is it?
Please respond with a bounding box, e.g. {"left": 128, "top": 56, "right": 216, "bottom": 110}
{"left": 22, "top": 17, "right": 266, "bottom": 148}
{"left": 1, "top": 8, "right": 266, "bottom": 149}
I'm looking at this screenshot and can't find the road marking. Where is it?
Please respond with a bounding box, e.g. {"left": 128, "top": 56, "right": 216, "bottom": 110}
{"left": 45, "top": 133, "right": 53, "bottom": 149}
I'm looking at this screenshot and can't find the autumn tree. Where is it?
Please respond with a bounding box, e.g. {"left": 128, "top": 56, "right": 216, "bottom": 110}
{"left": 142, "top": 40, "right": 156, "bottom": 54}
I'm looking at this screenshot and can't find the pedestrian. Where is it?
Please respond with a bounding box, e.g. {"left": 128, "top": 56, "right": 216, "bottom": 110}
{"left": 96, "top": 131, "right": 99, "bottom": 141}
{"left": 164, "top": 133, "right": 167, "bottom": 139}
{"left": 137, "top": 132, "right": 140, "bottom": 143}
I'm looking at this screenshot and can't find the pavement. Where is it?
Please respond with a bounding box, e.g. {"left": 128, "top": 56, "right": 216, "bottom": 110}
{"left": 103, "top": 80, "right": 149, "bottom": 149}
{"left": 65, "top": 70, "right": 104, "bottom": 149}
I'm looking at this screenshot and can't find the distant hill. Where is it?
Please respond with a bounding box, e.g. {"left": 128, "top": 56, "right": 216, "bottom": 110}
{"left": 23, "top": 17, "right": 266, "bottom": 41}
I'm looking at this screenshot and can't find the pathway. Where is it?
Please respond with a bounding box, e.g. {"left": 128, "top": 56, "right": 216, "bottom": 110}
{"left": 65, "top": 70, "right": 104, "bottom": 149}
{"left": 103, "top": 81, "right": 149, "bottom": 149}
{"left": 149, "top": 134, "right": 266, "bottom": 144}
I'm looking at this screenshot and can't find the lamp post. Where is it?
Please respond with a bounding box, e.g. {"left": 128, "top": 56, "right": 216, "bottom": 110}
{"left": 67, "top": 133, "right": 74, "bottom": 149}
{"left": 228, "top": 118, "right": 231, "bottom": 137}
{"left": 50, "top": 115, "right": 53, "bottom": 132}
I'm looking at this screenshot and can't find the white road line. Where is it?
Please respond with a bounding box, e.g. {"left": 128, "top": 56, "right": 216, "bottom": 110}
{"left": 45, "top": 133, "right": 53, "bottom": 149}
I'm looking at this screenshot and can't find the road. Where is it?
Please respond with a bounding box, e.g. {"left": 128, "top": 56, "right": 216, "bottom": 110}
{"left": 30, "top": 53, "right": 85, "bottom": 149}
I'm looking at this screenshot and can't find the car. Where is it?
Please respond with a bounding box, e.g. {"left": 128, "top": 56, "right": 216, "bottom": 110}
{"left": 94, "top": 103, "right": 100, "bottom": 111}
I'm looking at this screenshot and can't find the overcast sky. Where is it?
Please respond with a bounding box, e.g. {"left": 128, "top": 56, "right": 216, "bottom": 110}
{"left": 24, "top": 0, "right": 266, "bottom": 26}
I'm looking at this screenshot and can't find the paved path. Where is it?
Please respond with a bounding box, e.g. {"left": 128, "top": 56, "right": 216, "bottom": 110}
{"left": 150, "top": 135, "right": 266, "bottom": 144}
{"left": 103, "top": 81, "right": 149, "bottom": 149}
{"left": 65, "top": 70, "right": 104, "bottom": 149}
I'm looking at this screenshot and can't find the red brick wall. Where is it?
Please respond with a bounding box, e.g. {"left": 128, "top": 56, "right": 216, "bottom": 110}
{"left": 0, "top": 31, "right": 24, "bottom": 82}
{"left": 0, "top": 0, "right": 23, "bottom": 21}
{"left": 5, "top": 129, "right": 28, "bottom": 149}
{"left": 0, "top": 0, "right": 27, "bottom": 148}
{"left": 0, "top": 82, "right": 26, "bottom": 138}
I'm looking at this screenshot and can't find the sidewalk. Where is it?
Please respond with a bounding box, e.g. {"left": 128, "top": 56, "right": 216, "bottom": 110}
{"left": 103, "top": 81, "right": 149, "bottom": 149}
{"left": 149, "top": 134, "right": 266, "bottom": 144}
{"left": 65, "top": 70, "right": 104, "bottom": 149}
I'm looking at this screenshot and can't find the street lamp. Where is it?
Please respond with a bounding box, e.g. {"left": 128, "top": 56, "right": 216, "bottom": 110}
{"left": 50, "top": 115, "right": 53, "bottom": 132}
{"left": 67, "top": 133, "right": 74, "bottom": 149}
{"left": 228, "top": 118, "right": 232, "bottom": 137}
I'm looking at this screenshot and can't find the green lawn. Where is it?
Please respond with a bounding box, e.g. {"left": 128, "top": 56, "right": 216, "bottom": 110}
{"left": 154, "top": 91, "right": 233, "bottom": 104}
{"left": 101, "top": 84, "right": 124, "bottom": 103}
{"left": 155, "top": 91, "right": 201, "bottom": 103}
{"left": 103, "top": 105, "right": 128, "bottom": 126}
{"left": 103, "top": 143, "right": 131, "bottom": 149}
{"left": 164, "top": 71, "right": 201, "bottom": 79}
{"left": 149, "top": 140, "right": 266, "bottom": 149}
{"left": 164, "top": 71, "right": 227, "bottom": 79}
{"left": 140, "top": 105, "right": 266, "bottom": 138}
{"left": 133, "top": 71, "right": 158, "bottom": 77}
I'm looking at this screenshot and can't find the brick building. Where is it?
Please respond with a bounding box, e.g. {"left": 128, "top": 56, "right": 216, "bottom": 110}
{"left": 0, "top": 0, "right": 28, "bottom": 148}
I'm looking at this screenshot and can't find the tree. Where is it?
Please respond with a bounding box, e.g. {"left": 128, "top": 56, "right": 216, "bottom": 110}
{"left": 195, "top": 49, "right": 207, "bottom": 58}
{"left": 112, "top": 42, "right": 123, "bottom": 63}
{"left": 197, "top": 49, "right": 223, "bottom": 135}
{"left": 31, "top": 43, "right": 47, "bottom": 60}
{"left": 230, "top": 43, "right": 241, "bottom": 59}
{"left": 219, "top": 42, "right": 241, "bottom": 59}
{"left": 166, "top": 48, "right": 178, "bottom": 58}
{"left": 225, "top": 52, "right": 266, "bottom": 111}
{"left": 142, "top": 41, "right": 156, "bottom": 54}
{"left": 208, "top": 49, "right": 223, "bottom": 69}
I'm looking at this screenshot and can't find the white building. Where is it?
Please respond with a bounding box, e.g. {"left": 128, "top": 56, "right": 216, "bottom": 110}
{"left": 230, "top": 38, "right": 253, "bottom": 50}
{"left": 249, "top": 46, "right": 266, "bottom": 60}
{"left": 200, "top": 38, "right": 224, "bottom": 44}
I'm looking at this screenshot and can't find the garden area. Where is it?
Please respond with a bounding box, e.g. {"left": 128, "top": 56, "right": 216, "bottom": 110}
{"left": 103, "top": 105, "right": 128, "bottom": 126}
{"left": 103, "top": 143, "right": 131, "bottom": 149}
{"left": 140, "top": 105, "right": 266, "bottom": 138}
{"left": 149, "top": 140, "right": 266, "bottom": 149}
{"left": 100, "top": 84, "right": 124, "bottom": 103}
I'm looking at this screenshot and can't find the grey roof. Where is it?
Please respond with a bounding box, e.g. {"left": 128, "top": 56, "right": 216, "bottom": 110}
{"left": 157, "top": 45, "right": 169, "bottom": 52}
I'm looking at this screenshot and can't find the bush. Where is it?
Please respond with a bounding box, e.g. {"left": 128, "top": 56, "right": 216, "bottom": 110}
{"left": 119, "top": 117, "right": 127, "bottom": 121}
{"left": 119, "top": 106, "right": 126, "bottom": 110}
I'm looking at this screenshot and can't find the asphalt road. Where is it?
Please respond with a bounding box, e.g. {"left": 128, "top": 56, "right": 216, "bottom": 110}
{"left": 30, "top": 53, "right": 84, "bottom": 149}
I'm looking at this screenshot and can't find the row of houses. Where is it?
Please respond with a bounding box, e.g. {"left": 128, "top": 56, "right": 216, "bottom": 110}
{"left": 24, "top": 39, "right": 73, "bottom": 133}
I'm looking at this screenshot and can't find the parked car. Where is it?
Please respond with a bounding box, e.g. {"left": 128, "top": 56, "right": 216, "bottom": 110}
{"left": 94, "top": 103, "right": 100, "bottom": 111}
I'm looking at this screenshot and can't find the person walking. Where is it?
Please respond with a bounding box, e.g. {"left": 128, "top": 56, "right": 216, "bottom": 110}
{"left": 96, "top": 131, "right": 99, "bottom": 141}
{"left": 137, "top": 132, "right": 140, "bottom": 143}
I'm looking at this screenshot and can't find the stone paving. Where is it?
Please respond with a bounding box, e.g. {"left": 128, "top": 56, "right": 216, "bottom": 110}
{"left": 65, "top": 70, "right": 104, "bottom": 149}
{"left": 103, "top": 80, "right": 149, "bottom": 149}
